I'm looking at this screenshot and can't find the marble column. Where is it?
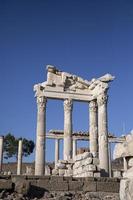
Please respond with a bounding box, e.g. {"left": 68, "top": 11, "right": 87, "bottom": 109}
{"left": 89, "top": 100, "right": 98, "bottom": 157}
{"left": 123, "top": 157, "right": 128, "bottom": 171}
{"left": 64, "top": 98, "right": 73, "bottom": 160}
{"left": 17, "top": 139, "right": 23, "bottom": 175}
{"left": 35, "top": 96, "right": 47, "bottom": 175}
{"left": 73, "top": 139, "right": 77, "bottom": 159}
{"left": 55, "top": 139, "right": 59, "bottom": 166}
{"left": 97, "top": 93, "right": 109, "bottom": 176}
{"left": 0, "top": 136, "right": 4, "bottom": 172}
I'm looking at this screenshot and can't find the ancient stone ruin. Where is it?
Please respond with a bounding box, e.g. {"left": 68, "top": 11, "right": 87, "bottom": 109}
{"left": 1, "top": 66, "right": 133, "bottom": 199}
{"left": 34, "top": 65, "right": 115, "bottom": 177}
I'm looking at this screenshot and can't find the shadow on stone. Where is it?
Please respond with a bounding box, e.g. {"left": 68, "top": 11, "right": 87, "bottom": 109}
{"left": 100, "top": 169, "right": 109, "bottom": 177}
{"left": 27, "top": 185, "right": 48, "bottom": 199}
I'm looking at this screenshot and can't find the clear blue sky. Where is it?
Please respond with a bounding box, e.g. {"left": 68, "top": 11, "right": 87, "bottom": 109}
{"left": 0, "top": 0, "right": 133, "bottom": 162}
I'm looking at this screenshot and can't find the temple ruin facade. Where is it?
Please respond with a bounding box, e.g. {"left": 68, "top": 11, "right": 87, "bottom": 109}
{"left": 34, "top": 65, "right": 115, "bottom": 176}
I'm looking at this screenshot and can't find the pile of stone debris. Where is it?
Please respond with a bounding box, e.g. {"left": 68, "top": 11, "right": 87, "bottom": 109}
{"left": 0, "top": 190, "right": 120, "bottom": 200}
{"left": 52, "top": 152, "right": 100, "bottom": 178}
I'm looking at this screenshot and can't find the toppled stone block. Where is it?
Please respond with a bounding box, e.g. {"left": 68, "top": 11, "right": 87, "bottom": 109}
{"left": 59, "top": 169, "right": 65, "bottom": 176}
{"left": 64, "top": 169, "right": 73, "bottom": 177}
{"left": 84, "top": 157, "right": 93, "bottom": 165}
{"left": 113, "top": 170, "right": 122, "bottom": 178}
{"left": 74, "top": 154, "right": 83, "bottom": 161}
{"left": 93, "top": 157, "right": 99, "bottom": 165}
{"left": 82, "top": 172, "right": 94, "bottom": 177}
{"left": 94, "top": 172, "right": 101, "bottom": 177}
{"left": 83, "top": 164, "right": 96, "bottom": 172}
{"left": 82, "top": 152, "right": 92, "bottom": 159}
{"left": 56, "top": 162, "right": 66, "bottom": 169}
{"left": 52, "top": 168, "right": 59, "bottom": 175}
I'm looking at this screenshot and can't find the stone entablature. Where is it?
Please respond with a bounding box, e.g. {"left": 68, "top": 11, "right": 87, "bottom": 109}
{"left": 34, "top": 65, "right": 114, "bottom": 102}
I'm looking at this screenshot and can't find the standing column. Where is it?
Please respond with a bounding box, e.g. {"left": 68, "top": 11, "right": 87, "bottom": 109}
{"left": 0, "top": 136, "right": 4, "bottom": 172}
{"left": 55, "top": 139, "right": 59, "bottom": 166}
{"left": 35, "top": 96, "right": 47, "bottom": 175}
{"left": 123, "top": 157, "right": 128, "bottom": 171}
{"left": 89, "top": 100, "right": 98, "bottom": 157}
{"left": 17, "top": 139, "right": 23, "bottom": 175}
{"left": 73, "top": 139, "right": 77, "bottom": 159}
{"left": 64, "top": 99, "right": 73, "bottom": 160}
{"left": 97, "top": 93, "right": 109, "bottom": 176}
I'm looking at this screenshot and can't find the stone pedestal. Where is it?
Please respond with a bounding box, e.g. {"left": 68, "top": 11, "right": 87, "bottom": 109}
{"left": 89, "top": 100, "right": 98, "bottom": 156}
{"left": 64, "top": 99, "right": 73, "bottom": 160}
{"left": 108, "top": 143, "right": 112, "bottom": 177}
{"left": 17, "top": 140, "right": 23, "bottom": 175}
{"left": 0, "top": 136, "right": 4, "bottom": 172}
{"left": 55, "top": 139, "right": 59, "bottom": 165}
{"left": 35, "top": 96, "right": 47, "bottom": 175}
{"left": 73, "top": 139, "right": 77, "bottom": 159}
{"left": 97, "top": 93, "right": 109, "bottom": 176}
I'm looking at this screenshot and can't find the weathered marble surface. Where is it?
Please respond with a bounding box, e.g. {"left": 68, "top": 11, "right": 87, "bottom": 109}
{"left": 120, "top": 167, "right": 133, "bottom": 200}
{"left": 114, "top": 132, "right": 133, "bottom": 159}
{"left": 73, "top": 152, "right": 100, "bottom": 177}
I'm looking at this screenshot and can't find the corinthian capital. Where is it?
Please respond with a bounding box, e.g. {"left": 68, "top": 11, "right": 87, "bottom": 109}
{"left": 37, "top": 96, "right": 47, "bottom": 111}
{"left": 89, "top": 100, "right": 97, "bottom": 112}
{"left": 97, "top": 93, "right": 108, "bottom": 106}
{"left": 64, "top": 99, "right": 73, "bottom": 112}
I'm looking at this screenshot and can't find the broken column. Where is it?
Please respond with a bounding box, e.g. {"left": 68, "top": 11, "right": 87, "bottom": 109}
{"left": 0, "top": 136, "right": 4, "bottom": 172}
{"left": 35, "top": 96, "right": 47, "bottom": 175}
{"left": 89, "top": 100, "right": 98, "bottom": 157}
{"left": 55, "top": 139, "right": 59, "bottom": 166}
{"left": 17, "top": 139, "right": 23, "bottom": 175}
{"left": 73, "top": 139, "right": 77, "bottom": 159}
{"left": 64, "top": 98, "right": 73, "bottom": 160}
{"left": 97, "top": 93, "right": 109, "bottom": 176}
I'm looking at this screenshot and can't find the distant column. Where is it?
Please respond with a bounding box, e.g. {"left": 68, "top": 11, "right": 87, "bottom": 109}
{"left": 0, "top": 136, "right": 4, "bottom": 172}
{"left": 35, "top": 96, "right": 47, "bottom": 175}
{"left": 123, "top": 157, "right": 128, "bottom": 171}
{"left": 73, "top": 139, "right": 77, "bottom": 159}
{"left": 17, "top": 139, "right": 23, "bottom": 175}
{"left": 97, "top": 93, "right": 109, "bottom": 176}
{"left": 55, "top": 139, "right": 59, "bottom": 166}
{"left": 64, "top": 99, "right": 73, "bottom": 160}
{"left": 89, "top": 100, "right": 98, "bottom": 157}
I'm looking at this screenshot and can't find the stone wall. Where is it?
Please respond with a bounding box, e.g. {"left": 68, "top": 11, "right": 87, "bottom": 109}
{"left": 0, "top": 175, "right": 120, "bottom": 199}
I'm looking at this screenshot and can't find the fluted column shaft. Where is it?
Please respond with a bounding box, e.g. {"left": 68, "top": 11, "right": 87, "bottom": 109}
{"left": 35, "top": 96, "right": 47, "bottom": 175}
{"left": 73, "top": 139, "right": 77, "bottom": 159}
{"left": 97, "top": 93, "right": 109, "bottom": 176}
{"left": 55, "top": 139, "right": 59, "bottom": 166}
{"left": 0, "top": 136, "right": 4, "bottom": 172}
{"left": 17, "top": 139, "right": 23, "bottom": 175}
{"left": 64, "top": 99, "right": 73, "bottom": 160}
{"left": 89, "top": 100, "right": 98, "bottom": 156}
